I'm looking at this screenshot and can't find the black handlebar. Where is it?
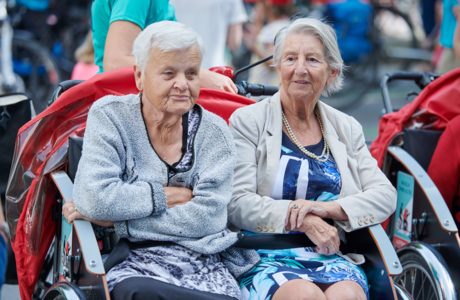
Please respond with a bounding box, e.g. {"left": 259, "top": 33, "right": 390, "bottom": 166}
{"left": 236, "top": 81, "right": 278, "bottom": 97}
{"left": 380, "top": 71, "right": 441, "bottom": 114}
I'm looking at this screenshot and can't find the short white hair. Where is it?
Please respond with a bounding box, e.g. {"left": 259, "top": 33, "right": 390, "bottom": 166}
{"left": 273, "top": 18, "right": 344, "bottom": 97}
{"left": 132, "top": 21, "right": 205, "bottom": 72}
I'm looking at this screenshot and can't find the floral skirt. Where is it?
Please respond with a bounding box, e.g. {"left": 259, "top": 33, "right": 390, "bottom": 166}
{"left": 239, "top": 247, "right": 368, "bottom": 300}
{"left": 106, "top": 245, "right": 242, "bottom": 300}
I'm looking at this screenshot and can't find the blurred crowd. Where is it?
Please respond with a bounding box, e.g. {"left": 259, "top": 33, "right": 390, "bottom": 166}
{"left": 8, "top": 0, "right": 460, "bottom": 84}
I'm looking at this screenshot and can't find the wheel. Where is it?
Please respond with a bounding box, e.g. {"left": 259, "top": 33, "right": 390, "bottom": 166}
{"left": 395, "top": 283, "right": 415, "bottom": 300}
{"left": 12, "top": 36, "right": 61, "bottom": 114}
{"left": 394, "top": 252, "right": 439, "bottom": 300}
{"left": 43, "top": 282, "right": 86, "bottom": 300}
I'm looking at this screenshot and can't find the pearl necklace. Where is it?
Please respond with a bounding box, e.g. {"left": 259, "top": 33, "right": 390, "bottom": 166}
{"left": 282, "top": 109, "right": 330, "bottom": 162}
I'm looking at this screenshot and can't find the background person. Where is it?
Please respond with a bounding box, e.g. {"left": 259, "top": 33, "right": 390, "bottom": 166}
{"left": 435, "top": 0, "right": 460, "bottom": 73}
{"left": 244, "top": 0, "right": 296, "bottom": 86}
{"left": 170, "top": 0, "right": 248, "bottom": 69}
{"left": 63, "top": 21, "right": 258, "bottom": 300}
{"left": 71, "top": 30, "right": 99, "bottom": 80}
{"left": 228, "top": 17, "right": 396, "bottom": 300}
{"left": 92, "top": 0, "right": 238, "bottom": 93}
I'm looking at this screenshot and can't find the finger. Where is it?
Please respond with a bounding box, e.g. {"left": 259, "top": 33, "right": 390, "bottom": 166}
{"left": 67, "top": 211, "right": 84, "bottom": 223}
{"left": 329, "top": 245, "right": 338, "bottom": 255}
{"left": 229, "top": 82, "right": 238, "bottom": 94}
{"left": 296, "top": 205, "right": 310, "bottom": 228}
{"left": 315, "top": 245, "right": 328, "bottom": 255}
{"left": 62, "top": 204, "right": 71, "bottom": 219}
{"left": 290, "top": 206, "right": 300, "bottom": 230}
{"left": 285, "top": 208, "right": 291, "bottom": 227}
{"left": 66, "top": 212, "right": 74, "bottom": 223}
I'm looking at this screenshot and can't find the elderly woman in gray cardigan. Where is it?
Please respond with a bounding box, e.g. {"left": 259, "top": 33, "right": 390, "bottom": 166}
{"left": 62, "top": 21, "right": 258, "bottom": 300}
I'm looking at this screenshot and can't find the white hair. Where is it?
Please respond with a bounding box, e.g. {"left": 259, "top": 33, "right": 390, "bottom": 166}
{"left": 273, "top": 17, "right": 344, "bottom": 97}
{"left": 132, "top": 21, "right": 205, "bottom": 72}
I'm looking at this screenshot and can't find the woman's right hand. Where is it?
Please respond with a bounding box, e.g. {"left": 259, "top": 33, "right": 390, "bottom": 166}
{"left": 164, "top": 187, "right": 193, "bottom": 208}
{"left": 291, "top": 214, "right": 340, "bottom": 256}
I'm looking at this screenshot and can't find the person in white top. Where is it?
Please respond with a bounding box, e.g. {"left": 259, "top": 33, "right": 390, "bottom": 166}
{"left": 171, "top": 0, "right": 248, "bottom": 69}
{"left": 244, "top": 0, "right": 296, "bottom": 87}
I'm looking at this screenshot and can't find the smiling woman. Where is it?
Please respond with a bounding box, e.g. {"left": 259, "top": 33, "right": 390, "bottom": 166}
{"left": 228, "top": 18, "right": 396, "bottom": 300}
{"left": 61, "top": 21, "right": 259, "bottom": 300}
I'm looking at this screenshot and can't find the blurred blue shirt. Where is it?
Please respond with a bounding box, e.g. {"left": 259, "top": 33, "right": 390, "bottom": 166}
{"left": 440, "top": 0, "right": 459, "bottom": 48}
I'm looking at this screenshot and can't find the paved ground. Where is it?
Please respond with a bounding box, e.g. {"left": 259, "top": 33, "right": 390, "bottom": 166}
{"left": 344, "top": 84, "right": 411, "bottom": 142}
{"left": 2, "top": 283, "right": 20, "bottom": 299}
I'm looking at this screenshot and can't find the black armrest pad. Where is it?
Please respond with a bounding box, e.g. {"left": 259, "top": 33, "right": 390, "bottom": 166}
{"left": 234, "top": 233, "right": 315, "bottom": 249}
{"left": 403, "top": 129, "right": 443, "bottom": 171}
{"left": 68, "top": 136, "right": 84, "bottom": 183}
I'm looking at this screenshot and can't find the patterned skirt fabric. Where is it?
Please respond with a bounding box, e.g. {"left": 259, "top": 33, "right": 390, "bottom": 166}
{"left": 240, "top": 247, "right": 368, "bottom": 300}
{"left": 106, "top": 245, "right": 242, "bottom": 300}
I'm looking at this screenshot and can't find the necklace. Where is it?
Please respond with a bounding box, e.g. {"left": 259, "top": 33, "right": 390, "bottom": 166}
{"left": 282, "top": 109, "right": 330, "bottom": 162}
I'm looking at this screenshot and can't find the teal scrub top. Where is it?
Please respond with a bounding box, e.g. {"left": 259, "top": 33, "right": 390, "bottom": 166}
{"left": 439, "top": 0, "right": 459, "bottom": 49}
{"left": 92, "top": 0, "right": 176, "bottom": 73}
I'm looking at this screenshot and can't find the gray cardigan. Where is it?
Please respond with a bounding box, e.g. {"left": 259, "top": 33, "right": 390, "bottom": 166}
{"left": 73, "top": 94, "right": 259, "bottom": 277}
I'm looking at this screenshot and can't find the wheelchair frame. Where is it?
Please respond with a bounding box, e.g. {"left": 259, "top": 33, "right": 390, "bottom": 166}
{"left": 26, "top": 77, "right": 406, "bottom": 300}
{"left": 43, "top": 168, "right": 403, "bottom": 300}
{"left": 380, "top": 71, "right": 460, "bottom": 300}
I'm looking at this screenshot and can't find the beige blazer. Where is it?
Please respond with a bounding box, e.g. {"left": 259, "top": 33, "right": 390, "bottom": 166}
{"left": 228, "top": 92, "right": 396, "bottom": 234}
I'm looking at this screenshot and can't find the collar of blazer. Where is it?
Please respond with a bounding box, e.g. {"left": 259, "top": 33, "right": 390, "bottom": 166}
{"left": 264, "top": 92, "right": 350, "bottom": 199}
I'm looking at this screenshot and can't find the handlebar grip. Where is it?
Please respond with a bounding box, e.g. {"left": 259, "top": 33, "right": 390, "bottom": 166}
{"left": 263, "top": 85, "right": 279, "bottom": 96}
{"left": 237, "top": 81, "right": 279, "bottom": 97}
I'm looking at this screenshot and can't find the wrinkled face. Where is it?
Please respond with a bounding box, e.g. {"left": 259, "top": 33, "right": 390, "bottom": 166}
{"left": 134, "top": 46, "right": 201, "bottom": 116}
{"left": 277, "top": 32, "right": 337, "bottom": 103}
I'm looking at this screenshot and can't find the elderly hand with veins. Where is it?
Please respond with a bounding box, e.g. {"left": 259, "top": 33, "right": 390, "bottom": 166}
{"left": 285, "top": 199, "right": 349, "bottom": 255}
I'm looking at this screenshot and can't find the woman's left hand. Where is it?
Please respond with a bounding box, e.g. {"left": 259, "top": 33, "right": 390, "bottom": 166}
{"left": 286, "top": 200, "right": 327, "bottom": 231}
{"left": 63, "top": 199, "right": 114, "bottom": 227}
{"left": 286, "top": 200, "right": 349, "bottom": 230}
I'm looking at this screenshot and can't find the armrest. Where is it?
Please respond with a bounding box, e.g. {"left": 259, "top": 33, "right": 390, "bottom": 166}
{"left": 233, "top": 233, "right": 315, "bottom": 249}
{"left": 51, "top": 171, "right": 105, "bottom": 276}
{"left": 368, "top": 224, "right": 402, "bottom": 276}
{"left": 386, "top": 146, "right": 457, "bottom": 233}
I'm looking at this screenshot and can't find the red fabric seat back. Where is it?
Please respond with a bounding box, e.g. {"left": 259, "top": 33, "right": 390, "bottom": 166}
{"left": 6, "top": 67, "right": 255, "bottom": 299}
{"left": 370, "top": 68, "right": 460, "bottom": 168}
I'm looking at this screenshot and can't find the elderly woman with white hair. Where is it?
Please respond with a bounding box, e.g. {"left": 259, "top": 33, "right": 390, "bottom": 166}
{"left": 62, "top": 21, "right": 259, "bottom": 300}
{"left": 228, "top": 18, "right": 396, "bottom": 300}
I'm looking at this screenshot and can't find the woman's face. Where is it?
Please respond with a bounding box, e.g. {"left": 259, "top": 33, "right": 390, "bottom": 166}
{"left": 135, "top": 45, "right": 201, "bottom": 116}
{"left": 277, "top": 32, "right": 337, "bottom": 104}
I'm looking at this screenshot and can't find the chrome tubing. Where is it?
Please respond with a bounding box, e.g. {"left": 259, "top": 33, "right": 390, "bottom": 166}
{"left": 394, "top": 283, "right": 414, "bottom": 300}
{"left": 397, "top": 242, "right": 457, "bottom": 300}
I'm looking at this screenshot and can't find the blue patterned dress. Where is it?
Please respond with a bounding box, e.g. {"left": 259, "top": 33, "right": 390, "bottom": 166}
{"left": 239, "top": 132, "right": 368, "bottom": 300}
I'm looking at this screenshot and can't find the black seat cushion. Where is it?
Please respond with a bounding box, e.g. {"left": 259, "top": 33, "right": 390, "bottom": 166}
{"left": 111, "top": 277, "right": 236, "bottom": 300}
{"left": 68, "top": 136, "right": 84, "bottom": 183}
{"left": 403, "top": 129, "right": 443, "bottom": 171}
